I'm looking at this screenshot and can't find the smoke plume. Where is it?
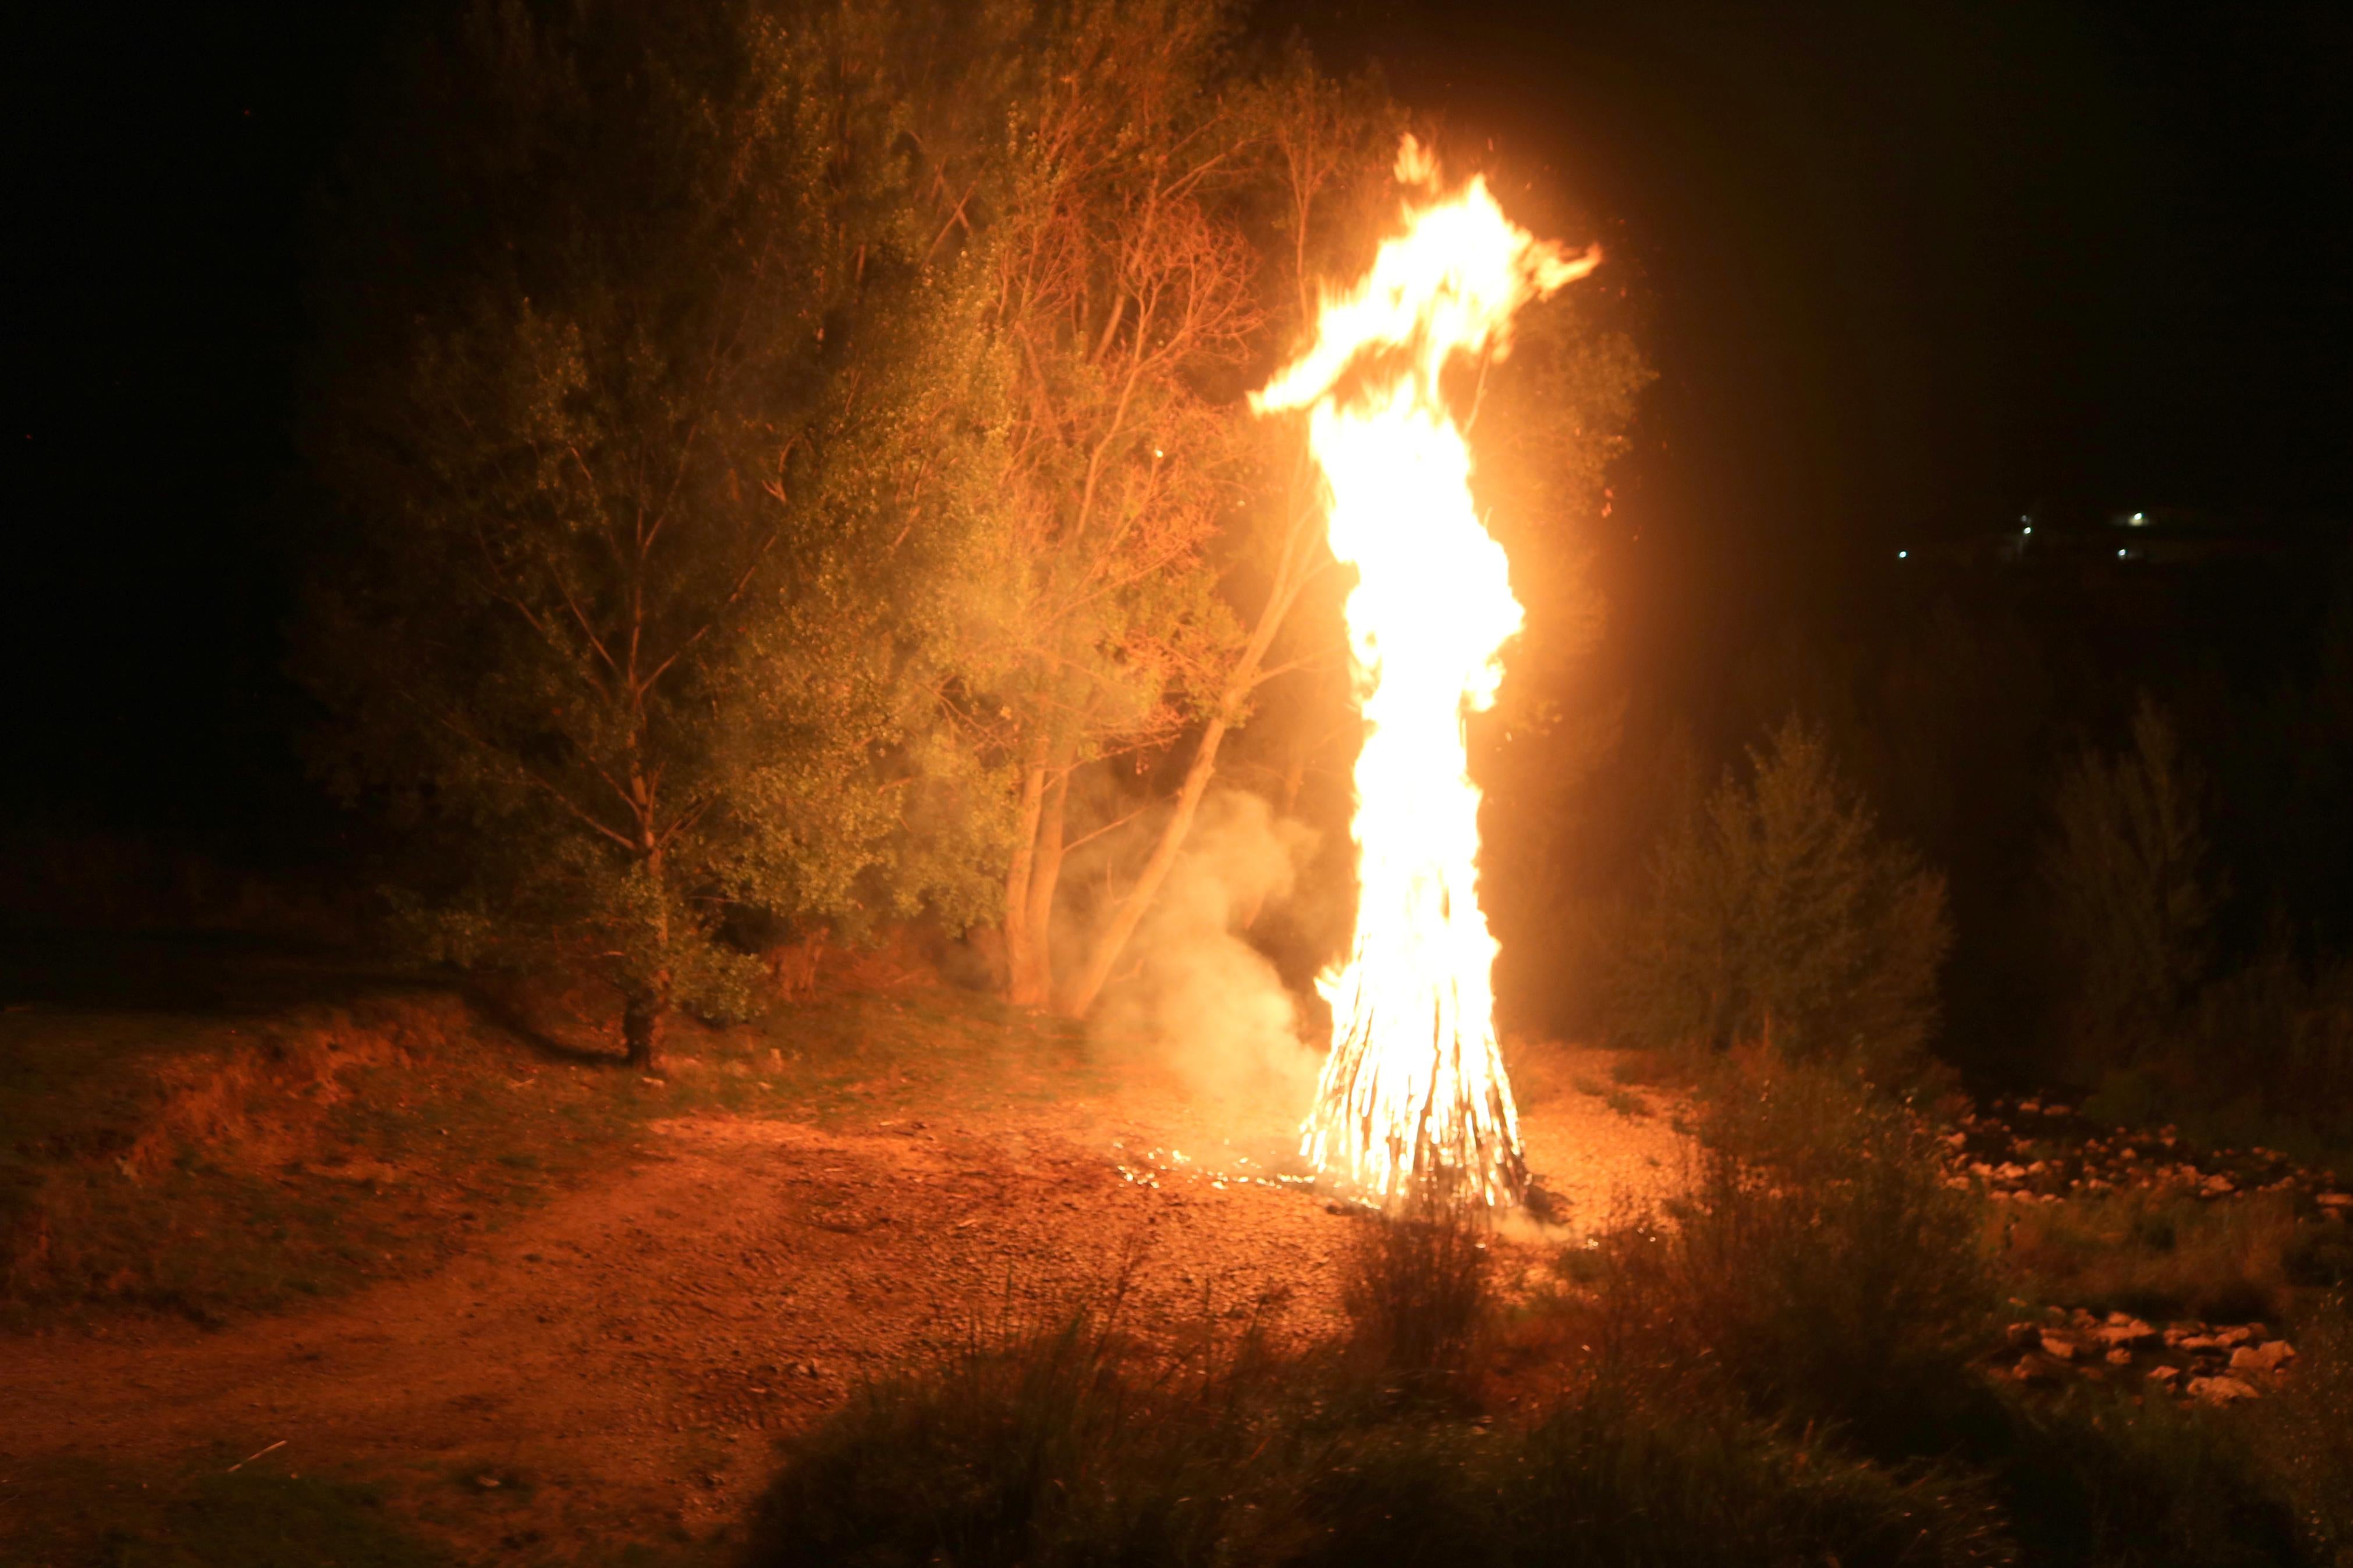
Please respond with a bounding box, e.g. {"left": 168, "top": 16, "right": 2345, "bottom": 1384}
{"left": 1084, "top": 790, "right": 1321, "bottom": 1115}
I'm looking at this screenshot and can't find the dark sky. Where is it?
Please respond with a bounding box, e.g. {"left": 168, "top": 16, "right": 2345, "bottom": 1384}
{"left": 10, "top": 0, "right": 2351, "bottom": 842}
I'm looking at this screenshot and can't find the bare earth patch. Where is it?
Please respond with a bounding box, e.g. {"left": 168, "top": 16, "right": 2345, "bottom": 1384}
{"left": 0, "top": 1036, "right": 1684, "bottom": 1561}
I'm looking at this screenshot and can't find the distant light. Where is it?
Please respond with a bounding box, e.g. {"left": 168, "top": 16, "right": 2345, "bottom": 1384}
{"left": 2117, "top": 548, "right": 2127, "bottom": 558}
{"left": 2022, "top": 525, "right": 2032, "bottom": 535}
{"left": 2129, "top": 511, "right": 2146, "bottom": 525}
{"left": 1897, "top": 549, "right": 1908, "bottom": 560}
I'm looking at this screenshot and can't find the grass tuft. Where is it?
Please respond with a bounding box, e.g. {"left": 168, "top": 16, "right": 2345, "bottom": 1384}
{"left": 1337, "top": 1198, "right": 1493, "bottom": 1395}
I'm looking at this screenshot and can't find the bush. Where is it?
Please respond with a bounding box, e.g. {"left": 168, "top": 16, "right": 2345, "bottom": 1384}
{"left": 751, "top": 1309, "right": 2017, "bottom": 1568}
{"left": 1508, "top": 1385, "right": 2011, "bottom": 1568}
{"left": 1336, "top": 1200, "right": 1495, "bottom": 1395}
{"left": 2043, "top": 697, "right": 2214, "bottom": 1062}
{"left": 2180, "top": 948, "right": 2353, "bottom": 1147}
{"left": 749, "top": 1182, "right": 2348, "bottom": 1566}
{"left": 741, "top": 1313, "right": 1272, "bottom": 1568}
{"left": 1999, "top": 1389, "right": 2306, "bottom": 1567}
{"left": 1611, "top": 719, "right": 1951, "bottom": 1081}
{"left": 1564, "top": 1058, "right": 1996, "bottom": 1456}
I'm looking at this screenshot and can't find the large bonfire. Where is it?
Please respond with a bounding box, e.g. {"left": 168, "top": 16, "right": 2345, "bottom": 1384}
{"left": 1255, "top": 137, "right": 1598, "bottom": 1208}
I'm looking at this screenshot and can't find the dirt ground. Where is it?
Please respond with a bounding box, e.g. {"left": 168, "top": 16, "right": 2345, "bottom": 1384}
{"left": 0, "top": 1040, "right": 1688, "bottom": 1562}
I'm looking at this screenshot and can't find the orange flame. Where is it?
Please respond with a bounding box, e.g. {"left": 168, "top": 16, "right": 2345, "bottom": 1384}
{"left": 1254, "top": 137, "right": 1598, "bottom": 1207}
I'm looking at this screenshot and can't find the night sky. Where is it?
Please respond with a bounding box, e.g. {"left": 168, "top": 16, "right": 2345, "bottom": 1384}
{"left": 12, "top": 1, "right": 2351, "bottom": 845}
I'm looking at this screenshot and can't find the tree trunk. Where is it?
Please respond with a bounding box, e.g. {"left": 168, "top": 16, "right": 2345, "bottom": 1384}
{"left": 623, "top": 983, "right": 668, "bottom": 1073}
{"left": 1062, "top": 713, "right": 1230, "bottom": 1017}
{"left": 1019, "top": 766, "right": 1069, "bottom": 1006}
{"left": 1002, "top": 747, "right": 1053, "bottom": 1008}
{"left": 627, "top": 827, "right": 672, "bottom": 1074}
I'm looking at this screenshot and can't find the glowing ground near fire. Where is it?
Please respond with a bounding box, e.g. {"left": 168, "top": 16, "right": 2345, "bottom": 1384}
{"left": 1255, "top": 139, "right": 1600, "bottom": 1207}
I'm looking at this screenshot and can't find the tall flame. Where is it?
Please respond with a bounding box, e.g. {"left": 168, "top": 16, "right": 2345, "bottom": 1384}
{"left": 1254, "top": 137, "right": 1598, "bottom": 1207}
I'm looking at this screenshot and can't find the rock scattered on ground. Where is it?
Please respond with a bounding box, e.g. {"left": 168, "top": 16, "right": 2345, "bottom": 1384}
{"left": 2003, "top": 1304, "right": 2297, "bottom": 1402}
{"left": 1940, "top": 1096, "right": 2347, "bottom": 1215}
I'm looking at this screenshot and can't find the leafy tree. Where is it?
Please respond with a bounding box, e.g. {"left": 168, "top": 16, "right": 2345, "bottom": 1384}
{"left": 1612, "top": 719, "right": 1951, "bottom": 1079}
{"left": 931, "top": 0, "right": 1274, "bottom": 1010}
{"left": 2042, "top": 695, "right": 2215, "bottom": 1055}
{"left": 980, "top": 48, "right": 1653, "bottom": 1020}
{"left": 1050, "top": 55, "right": 1411, "bottom": 1018}
{"left": 297, "top": 0, "right": 1012, "bottom": 1067}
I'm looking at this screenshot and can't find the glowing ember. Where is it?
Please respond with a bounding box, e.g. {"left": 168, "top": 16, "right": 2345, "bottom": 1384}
{"left": 1254, "top": 137, "right": 1598, "bottom": 1207}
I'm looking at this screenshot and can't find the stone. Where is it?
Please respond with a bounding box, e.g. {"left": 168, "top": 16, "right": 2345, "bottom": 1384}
{"left": 2146, "top": 1365, "right": 2181, "bottom": 1385}
{"left": 2096, "top": 1318, "right": 2157, "bottom": 1348}
{"left": 2188, "top": 1374, "right": 2259, "bottom": 1405}
{"left": 2039, "top": 1334, "right": 2078, "bottom": 1360}
{"left": 2106, "top": 1347, "right": 2134, "bottom": 1366}
{"left": 2230, "top": 1341, "right": 2295, "bottom": 1374}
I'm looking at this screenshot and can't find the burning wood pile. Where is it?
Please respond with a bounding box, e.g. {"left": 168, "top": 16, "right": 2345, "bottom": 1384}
{"left": 1254, "top": 138, "right": 1597, "bottom": 1210}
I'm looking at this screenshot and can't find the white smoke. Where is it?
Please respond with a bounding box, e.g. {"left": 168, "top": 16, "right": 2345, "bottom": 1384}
{"left": 1085, "top": 790, "right": 1322, "bottom": 1114}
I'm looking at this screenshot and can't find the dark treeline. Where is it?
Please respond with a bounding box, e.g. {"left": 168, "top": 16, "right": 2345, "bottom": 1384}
{"left": 1551, "top": 518, "right": 2353, "bottom": 1147}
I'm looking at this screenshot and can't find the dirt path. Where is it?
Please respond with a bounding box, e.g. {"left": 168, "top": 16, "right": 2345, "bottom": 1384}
{"left": 0, "top": 1046, "right": 1685, "bottom": 1560}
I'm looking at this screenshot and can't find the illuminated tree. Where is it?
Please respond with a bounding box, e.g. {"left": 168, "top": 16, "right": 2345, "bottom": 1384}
{"left": 943, "top": 0, "right": 1269, "bottom": 1009}
{"left": 299, "top": 0, "right": 1014, "bottom": 1068}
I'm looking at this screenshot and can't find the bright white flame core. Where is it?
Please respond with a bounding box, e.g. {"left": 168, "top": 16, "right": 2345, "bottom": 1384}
{"left": 1254, "top": 138, "right": 1597, "bottom": 1207}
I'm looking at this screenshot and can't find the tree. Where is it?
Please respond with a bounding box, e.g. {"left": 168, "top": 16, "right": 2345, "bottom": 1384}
{"left": 298, "top": 0, "right": 1012, "bottom": 1068}
{"left": 1052, "top": 56, "right": 1408, "bottom": 1019}
{"left": 1003, "top": 58, "right": 1653, "bottom": 1022}
{"left": 1612, "top": 720, "right": 1951, "bottom": 1080}
{"left": 2043, "top": 696, "right": 2214, "bottom": 1054}
{"left": 949, "top": 0, "right": 1277, "bottom": 1010}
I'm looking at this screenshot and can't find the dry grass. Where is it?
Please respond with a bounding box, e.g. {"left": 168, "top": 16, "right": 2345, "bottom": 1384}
{"left": 1336, "top": 1199, "right": 1495, "bottom": 1393}
{"left": 1554, "top": 1059, "right": 1997, "bottom": 1452}
{"left": 0, "top": 971, "right": 1101, "bottom": 1331}
{"left": 1995, "top": 1188, "right": 2302, "bottom": 1324}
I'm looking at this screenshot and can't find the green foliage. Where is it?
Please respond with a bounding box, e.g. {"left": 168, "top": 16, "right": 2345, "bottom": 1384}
{"left": 2043, "top": 697, "right": 2216, "bottom": 1055}
{"left": 746, "top": 1302, "right": 2015, "bottom": 1568}
{"left": 1571, "top": 1059, "right": 1996, "bottom": 1455}
{"left": 1504, "top": 1387, "right": 2011, "bottom": 1568}
{"left": 2175, "top": 948, "right": 2353, "bottom": 1146}
{"left": 742, "top": 1313, "right": 1272, "bottom": 1568}
{"left": 1610, "top": 719, "right": 1952, "bottom": 1078}
{"left": 2043, "top": 697, "right": 2353, "bottom": 1147}
{"left": 299, "top": 0, "right": 1018, "bottom": 1055}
